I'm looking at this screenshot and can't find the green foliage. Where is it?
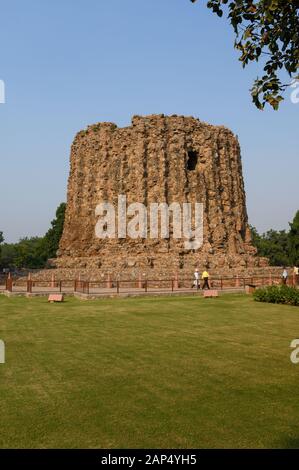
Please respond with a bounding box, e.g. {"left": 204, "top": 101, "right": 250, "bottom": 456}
{"left": 288, "top": 210, "right": 299, "bottom": 266}
{"left": 0, "top": 237, "right": 49, "bottom": 269}
{"left": 254, "top": 285, "right": 299, "bottom": 306}
{"left": 14, "top": 237, "right": 47, "bottom": 269}
{"left": 251, "top": 210, "right": 299, "bottom": 266}
{"left": 190, "top": 0, "right": 299, "bottom": 109}
{"left": 0, "top": 231, "right": 4, "bottom": 258}
{"left": 42, "top": 202, "right": 66, "bottom": 259}
{"left": 0, "top": 243, "right": 18, "bottom": 269}
{"left": 249, "top": 225, "right": 261, "bottom": 248}
{"left": 0, "top": 203, "right": 66, "bottom": 270}
{"left": 250, "top": 226, "right": 290, "bottom": 266}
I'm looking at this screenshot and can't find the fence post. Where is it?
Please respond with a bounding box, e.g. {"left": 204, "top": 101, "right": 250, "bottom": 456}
{"left": 174, "top": 271, "right": 179, "bottom": 289}
{"left": 145, "top": 280, "right": 148, "bottom": 293}
{"left": 117, "top": 280, "right": 119, "bottom": 294}
{"left": 107, "top": 273, "right": 112, "bottom": 289}
{"left": 59, "top": 281, "right": 62, "bottom": 293}
{"left": 220, "top": 277, "right": 223, "bottom": 290}
{"left": 138, "top": 274, "right": 142, "bottom": 289}
{"left": 6, "top": 273, "right": 12, "bottom": 292}
{"left": 27, "top": 280, "right": 32, "bottom": 293}
{"left": 171, "top": 279, "right": 174, "bottom": 292}
{"left": 27, "top": 272, "right": 32, "bottom": 291}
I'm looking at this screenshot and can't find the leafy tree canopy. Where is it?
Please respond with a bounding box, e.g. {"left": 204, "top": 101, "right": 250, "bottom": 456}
{"left": 0, "top": 203, "right": 66, "bottom": 270}
{"left": 288, "top": 210, "right": 299, "bottom": 265}
{"left": 41, "top": 202, "right": 66, "bottom": 259}
{"left": 0, "top": 231, "right": 4, "bottom": 258}
{"left": 190, "top": 0, "right": 299, "bottom": 109}
{"left": 250, "top": 211, "right": 299, "bottom": 267}
{"left": 250, "top": 226, "right": 290, "bottom": 266}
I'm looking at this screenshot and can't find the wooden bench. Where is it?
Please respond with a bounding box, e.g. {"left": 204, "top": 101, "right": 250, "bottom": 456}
{"left": 245, "top": 284, "right": 256, "bottom": 294}
{"left": 48, "top": 294, "right": 64, "bottom": 303}
{"left": 203, "top": 290, "right": 218, "bottom": 298}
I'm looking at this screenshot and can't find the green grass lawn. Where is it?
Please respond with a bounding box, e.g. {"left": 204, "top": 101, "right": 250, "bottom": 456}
{"left": 0, "top": 294, "right": 298, "bottom": 449}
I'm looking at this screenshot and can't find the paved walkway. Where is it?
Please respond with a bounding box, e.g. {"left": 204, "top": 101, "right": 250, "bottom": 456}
{"left": 0, "top": 284, "right": 245, "bottom": 299}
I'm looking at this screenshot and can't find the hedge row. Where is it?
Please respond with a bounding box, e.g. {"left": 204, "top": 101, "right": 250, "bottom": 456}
{"left": 253, "top": 285, "right": 299, "bottom": 306}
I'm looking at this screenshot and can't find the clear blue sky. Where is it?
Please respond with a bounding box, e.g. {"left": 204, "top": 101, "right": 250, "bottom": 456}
{"left": 0, "top": 0, "right": 298, "bottom": 243}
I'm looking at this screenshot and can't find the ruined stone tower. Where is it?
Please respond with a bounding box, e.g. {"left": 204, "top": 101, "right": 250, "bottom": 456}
{"left": 57, "top": 114, "right": 267, "bottom": 277}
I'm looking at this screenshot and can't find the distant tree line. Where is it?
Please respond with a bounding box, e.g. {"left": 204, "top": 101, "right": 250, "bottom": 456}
{"left": 250, "top": 210, "right": 299, "bottom": 266}
{"left": 0, "top": 203, "right": 66, "bottom": 270}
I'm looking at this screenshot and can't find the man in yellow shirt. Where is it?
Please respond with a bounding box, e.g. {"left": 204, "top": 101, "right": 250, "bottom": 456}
{"left": 202, "top": 270, "right": 210, "bottom": 290}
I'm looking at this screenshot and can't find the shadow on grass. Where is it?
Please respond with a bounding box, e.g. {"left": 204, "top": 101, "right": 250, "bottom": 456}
{"left": 276, "top": 436, "right": 299, "bottom": 449}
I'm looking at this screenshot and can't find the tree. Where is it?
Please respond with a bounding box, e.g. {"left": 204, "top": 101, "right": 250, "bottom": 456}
{"left": 288, "top": 210, "right": 299, "bottom": 265}
{"left": 0, "top": 203, "right": 66, "bottom": 270}
{"left": 0, "top": 231, "right": 3, "bottom": 258}
{"left": 190, "top": 1, "right": 299, "bottom": 109}
{"left": 249, "top": 225, "right": 261, "bottom": 248}
{"left": 262, "top": 229, "right": 290, "bottom": 266}
{"left": 14, "top": 237, "right": 46, "bottom": 269}
{"left": 250, "top": 226, "right": 291, "bottom": 266}
{"left": 41, "top": 202, "right": 66, "bottom": 259}
{"left": 0, "top": 242, "right": 18, "bottom": 269}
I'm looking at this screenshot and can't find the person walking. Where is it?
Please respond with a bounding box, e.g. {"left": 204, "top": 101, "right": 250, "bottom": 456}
{"left": 282, "top": 268, "right": 288, "bottom": 285}
{"left": 293, "top": 266, "right": 299, "bottom": 286}
{"left": 202, "top": 269, "right": 210, "bottom": 290}
{"left": 192, "top": 269, "right": 200, "bottom": 289}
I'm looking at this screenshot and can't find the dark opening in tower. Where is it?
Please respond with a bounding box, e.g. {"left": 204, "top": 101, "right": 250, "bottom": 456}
{"left": 186, "top": 150, "right": 198, "bottom": 171}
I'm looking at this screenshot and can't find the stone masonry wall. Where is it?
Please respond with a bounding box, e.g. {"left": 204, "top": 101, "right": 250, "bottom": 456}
{"left": 56, "top": 114, "right": 268, "bottom": 277}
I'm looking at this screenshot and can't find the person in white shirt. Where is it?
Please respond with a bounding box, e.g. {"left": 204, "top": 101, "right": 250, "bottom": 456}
{"left": 294, "top": 266, "right": 299, "bottom": 285}
{"left": 282, "top": 268, "right": 288, "bottom": 285}
{"left": 192, "top": 269, "right": 200, "bottom": 290}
